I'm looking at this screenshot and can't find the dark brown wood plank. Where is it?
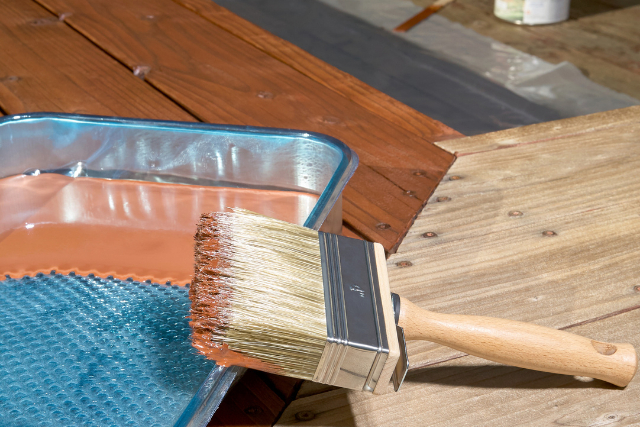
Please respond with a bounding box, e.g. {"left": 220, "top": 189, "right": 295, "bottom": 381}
{"left": 34, "top": 0, "right": 456, "bottom": 252}
{"left": 207, "top": 370, "right": 290, "bottom": 427}
{"left": 0, "top": 0, "right": 194, "bottom": 120}
{"left": 171, "top": 0, "right": 463, "bottom": 143}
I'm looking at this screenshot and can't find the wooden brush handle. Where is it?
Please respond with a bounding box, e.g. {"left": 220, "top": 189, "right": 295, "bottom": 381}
{"left": 398, "top": 297, "right": 638, "bottom": 387}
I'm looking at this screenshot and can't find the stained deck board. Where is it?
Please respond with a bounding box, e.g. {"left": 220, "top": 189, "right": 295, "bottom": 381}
{"left": 172, "top": 0, "right": 463, "bottom": 143}
{"left": 1, "top": 2, "right": 459, "bottom": 425}
{"left": 278, "top": 106, "right": 640, "bottom": 425}
{"left": 34, "top": 0, "right": 456, "bottom": 252}
{"left": 276, "top": 308, "right": 640, "bottom": 426}
{"left": 0, "top": 0, "right": 195, "bottom": 121}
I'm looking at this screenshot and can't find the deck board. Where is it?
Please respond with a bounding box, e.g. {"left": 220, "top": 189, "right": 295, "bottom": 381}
{"left": 34, "top": 0, "right": 456, "bottom": 251}
{"left": 277, "top": 308, "right": 640, "bottom": 426}
{"left": 0, "top": 0, "right": 195, "bottom": 120}
{"left": 278, "top": 106, "right": 640, "bottom": 425}
{"left": 173, "top": 0, "right": 463, "bottom": 143}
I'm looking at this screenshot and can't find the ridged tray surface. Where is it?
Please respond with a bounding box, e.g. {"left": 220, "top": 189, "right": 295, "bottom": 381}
{"left": 0, "top": 273, "right": 215, "bottom": 427}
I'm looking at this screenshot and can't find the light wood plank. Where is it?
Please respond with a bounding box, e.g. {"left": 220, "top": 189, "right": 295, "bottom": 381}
{"left": 278, "top": 107, "right": 640, "bottom": 425}
{"left": 436, "top": 105, "right": 640, "bottom": 154}
{"left": 276, "top": 308, "right": 640, "bottom": 426}
{"left": 390, "top": 110, "right": 640, "bottom": 368}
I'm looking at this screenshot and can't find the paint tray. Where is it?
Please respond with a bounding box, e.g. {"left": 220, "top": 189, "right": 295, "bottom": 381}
{"left": 0, "top": 113, "right": 358, "bottom": 427}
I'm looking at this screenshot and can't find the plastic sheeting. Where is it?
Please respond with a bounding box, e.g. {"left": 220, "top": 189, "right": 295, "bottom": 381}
{"left": 320, "top": 0, "right": 640, "bottom": 117}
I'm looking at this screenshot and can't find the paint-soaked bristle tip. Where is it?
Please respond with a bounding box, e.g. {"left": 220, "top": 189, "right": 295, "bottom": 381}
{"left": 190, "top": 209, "right": 327, "bottom": 380}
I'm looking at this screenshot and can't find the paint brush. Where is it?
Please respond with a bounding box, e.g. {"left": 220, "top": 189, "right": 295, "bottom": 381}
{"left": 190, "top": 209, "right": 637, "bottom": 393}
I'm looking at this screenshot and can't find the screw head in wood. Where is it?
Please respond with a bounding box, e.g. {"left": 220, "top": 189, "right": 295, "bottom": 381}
{"left": 436, "top": 196, "right": 451, "bottom": 202}
{"left": 244, "top": 406, "right": 263, "bottom": 416}
{"left": 422, "top": 231, "right": 438, "bottom": 238}
{"left": 396, "top": 261, "right": 413, "bottom": 268}
{"left": 257, "top": 91, "right": 274, "bottom": 99}
{"left": 542, "top": 230, "right": 557, "bottom": 237}
{"left": 508, "top": 210, "right": 523, "bottom": 217}
{"left": 133, "top": 65, "right": 151, "bottom": 79}
{"left": 321, "top": 116, "right": 340, "bottom": 124}
{"left": 376, "top": 223, "right": 391, "bottom": 230}
{"left": 449, "top": 175, "right": 462, "bottom": 181}
{"left": 295, "top": 411, "right": 315, "bottom": 421}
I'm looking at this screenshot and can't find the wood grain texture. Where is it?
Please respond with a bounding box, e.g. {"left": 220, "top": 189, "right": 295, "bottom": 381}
{"left": 440, "top": 0, "right": 640, "bottom": 100}
{"left": 0, "top": 0, "right": 194, "bottom": 120}
{"left": 276, "top": 308, "right": 640, "bottom": 426}
{"left": 390, "top": 108, "right": 640, "bottom": 369}
{"left": 33, "top": 0, "right": 456, "bottom": 251}
{"left": 209, "top": 370, "right": 290, "bottom": 427}
{"left": 278, "top": 107, "right": 640, "bottom": 425}
{"left": 435, "top": 105, "right": 640, "bottom": 155}
{"left": 172, "top": 0, "right": 463, "bottom": 143}
{"left": 398, "top": 297, "right": 637, "bottom": 387}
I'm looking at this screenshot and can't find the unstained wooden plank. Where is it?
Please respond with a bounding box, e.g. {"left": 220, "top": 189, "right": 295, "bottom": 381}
{"left": 388, "top": 108, "right": 640, "bottom": 368}
{"left": 276, "top": 308, "right": 640, "bottom": 426}
{"left": 278, "top": 108, "right": 640, "bottom": 426}
{"left": 435, "top": 105, "right": 640, "bottom": 155}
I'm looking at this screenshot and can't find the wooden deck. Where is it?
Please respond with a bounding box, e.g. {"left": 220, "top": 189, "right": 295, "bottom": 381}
{"left": 3, "top": 0, "right": 639, "bottom": 426}
{"left": 277, "top": 107, "right": 640, "bottom": 426}
{"left": 0, "top": 0, "right": 459, "bottom": 253}
{"left": 0, "top": 0, "right": 457, "bottom": 425}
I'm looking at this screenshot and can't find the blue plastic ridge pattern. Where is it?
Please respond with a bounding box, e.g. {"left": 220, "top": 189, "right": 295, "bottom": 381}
{"left": 0, "top": 273, "right": 216, "bottom": 427}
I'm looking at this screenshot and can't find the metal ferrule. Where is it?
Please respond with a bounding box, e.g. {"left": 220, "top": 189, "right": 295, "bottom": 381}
{"left": 313, "top": 232, "right": 391, "bottom": 391}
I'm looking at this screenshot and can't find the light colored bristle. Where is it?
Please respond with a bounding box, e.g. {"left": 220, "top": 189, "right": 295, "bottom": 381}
{"left": 191, "top": 208, "right": 326, "bottom": 380}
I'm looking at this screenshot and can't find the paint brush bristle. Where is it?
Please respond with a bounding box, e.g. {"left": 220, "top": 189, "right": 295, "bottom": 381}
{"left": 190, "top": 209, "right": 327, "bottom": 380}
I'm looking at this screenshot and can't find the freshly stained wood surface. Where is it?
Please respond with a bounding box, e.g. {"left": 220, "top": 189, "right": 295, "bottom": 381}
{"left": 34, "top": 0, "right": 456, "bottom": 252}
{"left": 173, "top": 0, "right": 463, "bottom": 143}
{"left": 440, "top": 0, "right": 640, "bottom": 100}
{"left": 278, "top": 106, "right": 640, "bottom": 425}
{"left": 2, "top": 1, "right": 459, "bottom": 425}
{"left": 0, "top": 0, "right": 194, "bottom": 120}
{"left": 277, "top": 309, "right": 640, "bottom": 426}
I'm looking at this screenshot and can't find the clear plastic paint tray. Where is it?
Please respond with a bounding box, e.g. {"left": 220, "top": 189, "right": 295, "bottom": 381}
{"left": 0, "top": 113, "right": 358, "bottom": 427}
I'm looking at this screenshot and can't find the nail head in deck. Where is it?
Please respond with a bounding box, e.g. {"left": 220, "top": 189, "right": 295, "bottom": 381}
{"left": 436, "top": 196, "right": 451, "bottom": 202}
{"left": 257, "top": 91, "right": 273, "bottom": 99}
{"left": 449, "top": 175, "right": 462, "bottom": 180}
{"left": 542, "top": 230, "right": 557, "bottom": 236}
{"left": 396, "top": 261, "right": 413, "bottom": 268}
{"left": 634, "top": 286, "right": 640, "bottom": 292}
{"left": 322, "top": 116, "right": 340, "bottom": 124}
{"left": 422, "top": 231, "right": 438, "bottom": 238}
{"left": 413, "top": 170, "right": 426, "bottom": 177}
{"left": 376, "top": 223, "right": 391, "bottom": 230}
{"left": 244, "top": 406, "right": 263, "bottom": 416}
{"left": 508, "top": 210, "right": 523, "bottom": 217}
{"left": 295, "top": 411, "right": 315, "bottom": 421}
